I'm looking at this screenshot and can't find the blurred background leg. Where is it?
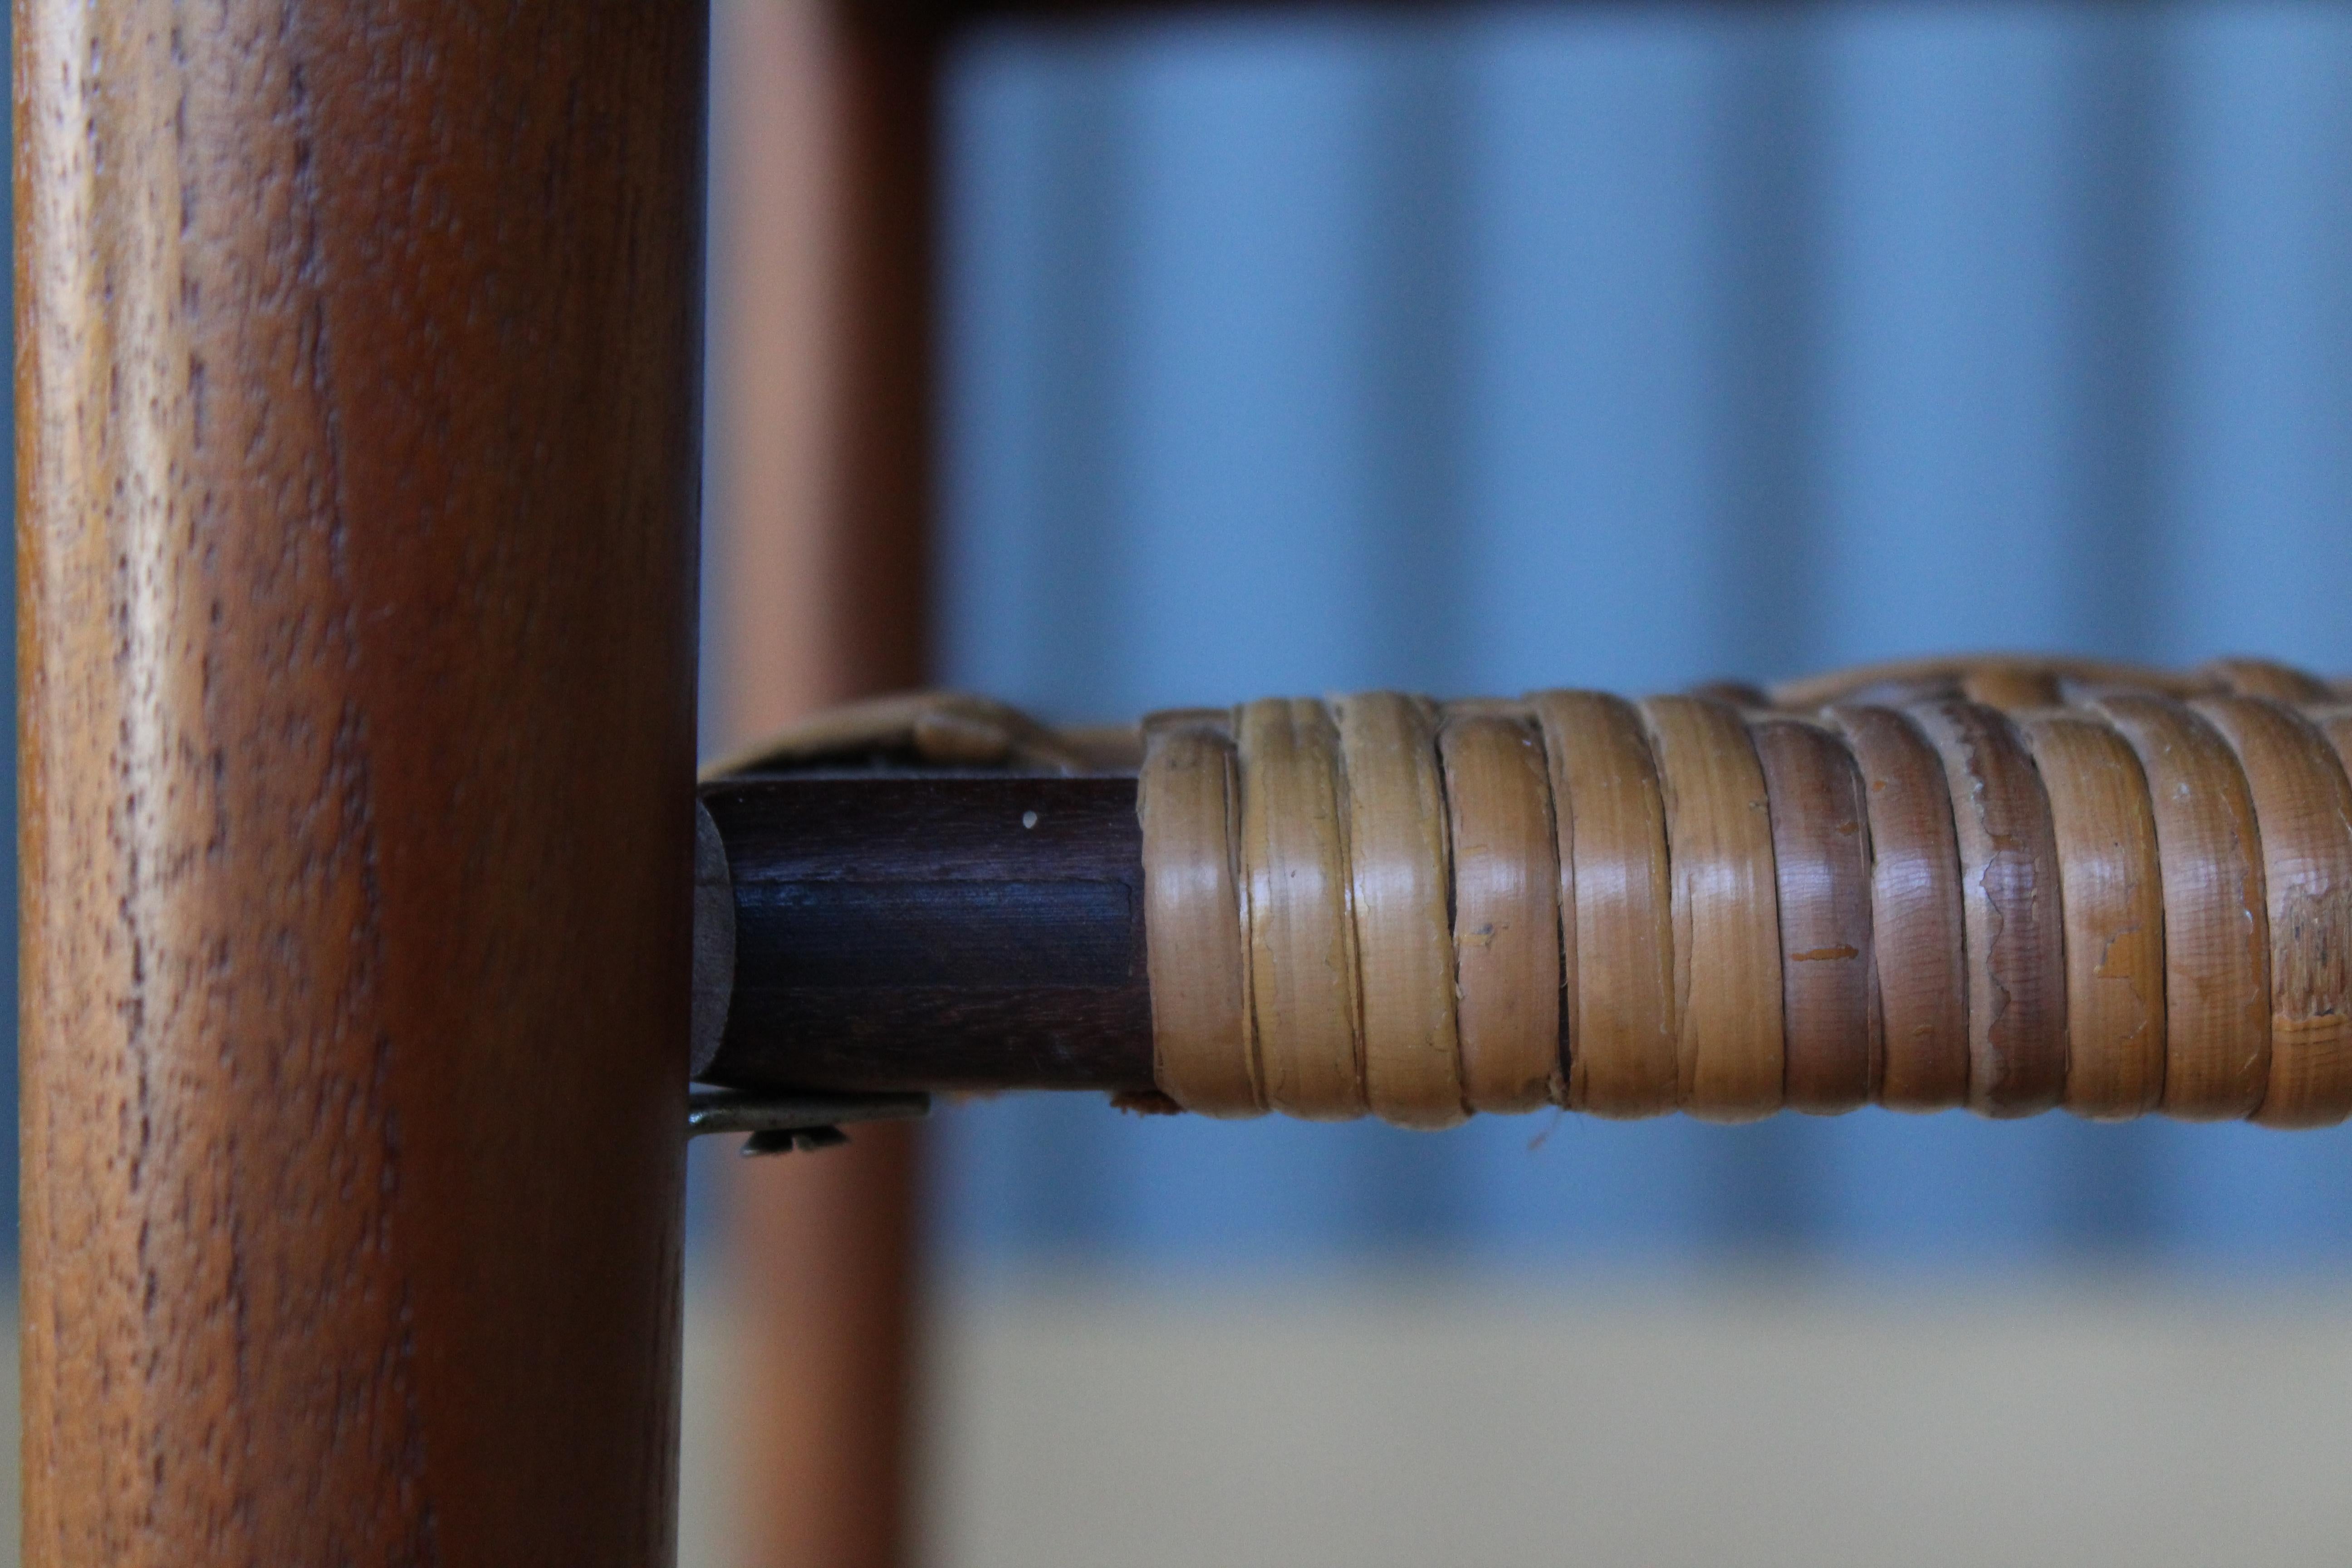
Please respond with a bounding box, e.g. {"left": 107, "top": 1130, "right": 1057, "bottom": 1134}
{"left": 706, "top": 2, "right": 937, "bottom": 1565}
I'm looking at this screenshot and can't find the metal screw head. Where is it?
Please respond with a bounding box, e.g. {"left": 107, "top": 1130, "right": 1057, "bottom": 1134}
{"left": 741, "top": 1125, "right": 851, "bottom": 1157}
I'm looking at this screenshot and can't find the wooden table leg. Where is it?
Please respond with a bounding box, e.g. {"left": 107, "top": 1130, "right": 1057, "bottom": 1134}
{"left": 708, "top": 2, "right": 936, "bottom": 1564}
{"left": 18, "top": 2, "right": 705, "bottom": 1560}
{"left": 726, "top": 1127, "right": 924, "bottom": 1568}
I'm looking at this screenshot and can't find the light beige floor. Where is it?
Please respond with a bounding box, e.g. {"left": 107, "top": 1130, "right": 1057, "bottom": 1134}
{"left": 892, "top": 1273, "right": 2352, "bottom": 1568}
{"left": 873, "top": 1272, "right": 2352, "bottom": 1568}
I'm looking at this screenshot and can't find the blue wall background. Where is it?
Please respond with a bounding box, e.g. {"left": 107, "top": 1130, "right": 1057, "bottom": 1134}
{"left": 924, "top": 1, "right": 2352, "bottom": 1276}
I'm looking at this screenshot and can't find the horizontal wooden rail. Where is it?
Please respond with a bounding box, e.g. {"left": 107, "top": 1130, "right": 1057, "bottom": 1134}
{"left": 700, "top": 657, "right": 2352, "bottom": 1128}
{"left": 701, "top": 776, "right": 1155, "bottom": 1094}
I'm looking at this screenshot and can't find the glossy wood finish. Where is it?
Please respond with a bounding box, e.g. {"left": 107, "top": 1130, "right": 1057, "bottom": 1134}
{"left": 2018, "top": 714, "right": 2165, "bottom": 1119}
{"left": 1909, "top": 701, "right": 2067, "bottom": 1117}
{"left": 16, "top": 2, "right": 704, "bottom": 1558}
{"left": 1826, "top": 706, "right": 1968, "bottom": 1110}
{"left": 2193, "top": 697, "right": 2352, "bottom": 1127}
{"left": 2094, "top": 696, "right": 2270, "bottom": 1119}
{"left": 703, "top": 777, "right": 1154, "bottom": 1092}
{"left": 1641, "top": 696, "right": 1785, "bottom": 1121}
{"left": 1753, "top": 718, "right": 1877, "bottom": 1113}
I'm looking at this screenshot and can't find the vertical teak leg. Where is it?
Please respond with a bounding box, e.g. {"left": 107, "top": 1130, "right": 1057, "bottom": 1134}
{"left": 17, "top": 1, "right": 706, "bottom": 1561}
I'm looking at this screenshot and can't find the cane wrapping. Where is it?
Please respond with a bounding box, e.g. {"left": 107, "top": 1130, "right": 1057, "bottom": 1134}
{"left": 1125, "top": 657, "right": 2352, "bottom": 1128}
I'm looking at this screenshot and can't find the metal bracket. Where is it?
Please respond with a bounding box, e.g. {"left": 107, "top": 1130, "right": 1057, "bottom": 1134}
{"left": 687, "top": 1087, "right": 932, "bottom": 1157}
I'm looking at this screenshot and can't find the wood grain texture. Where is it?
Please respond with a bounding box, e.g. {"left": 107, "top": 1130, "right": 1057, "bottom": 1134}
{"left": 1641, "top": 696, "right": 1785, "bottom": 1121}
{"left": 1826, "top": 706, "right": 1968, "bottom": 1110}
{"left": 16, "top": 2, "right": 703, "bottom": 1559}
{"left": 1439, "top": 711, "right": 1563, "bottom": 1112}
{"left": 2095, "top": 696, "right": 2269, "bottom": 1119}
{"left": 1139, "top": 717, "right": 1261, "bottom": 1115}
{"left": 2018, "top": 714, "right": 2165, "bottom": 1119}
{"left": 1335, "top": 694, "right": 1465, "bottom": 1127}
{"left": 1239, "top": 699, "right": 1367, "bottom": 1119}
{"left": 704, "top": 778, "right": 1153, "bottom": 1093}
{"left": 2193, "top": 697, "right": 2352, "bottom": 1127}
{"left": 1753, "top": 718, "right": 1877, "bottom": 1113}
{"left": 1909, "top": 701, "right": 2068, "bottom": 1117}
{"left": 1529, "top": 691, "right": 1679, "bottom": 1117}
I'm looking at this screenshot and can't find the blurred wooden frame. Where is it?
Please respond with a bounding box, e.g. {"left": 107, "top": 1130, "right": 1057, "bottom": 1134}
{"left": 706, "top": 4, "right": 933, "bottom": 1566}
{"left": 707, "top": 0, "right": 1176, "bottom": 1557}
{"left": 717, "top": 0, "right": 1479, "bottom": 1560}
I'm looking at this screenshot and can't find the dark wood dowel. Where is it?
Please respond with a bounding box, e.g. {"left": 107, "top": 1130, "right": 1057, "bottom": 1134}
{"left": 701, "top": 776, "right": 1156, "bottom": 1093}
